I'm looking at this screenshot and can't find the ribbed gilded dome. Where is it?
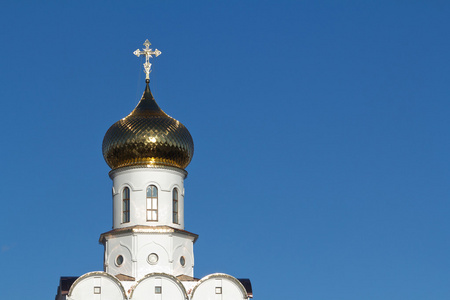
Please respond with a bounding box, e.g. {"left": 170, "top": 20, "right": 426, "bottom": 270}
{"left": 102, "top": 82, "right": 194, "bottom": 170}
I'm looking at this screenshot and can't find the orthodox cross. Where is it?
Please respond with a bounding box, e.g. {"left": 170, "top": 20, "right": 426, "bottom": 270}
{"left": 133, "top": 39, "right": 162, "bottom": 81}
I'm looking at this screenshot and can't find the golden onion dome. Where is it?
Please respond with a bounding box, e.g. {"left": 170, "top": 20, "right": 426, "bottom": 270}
{"left": 102, "top": 82, "right": 194, "bottom": 170}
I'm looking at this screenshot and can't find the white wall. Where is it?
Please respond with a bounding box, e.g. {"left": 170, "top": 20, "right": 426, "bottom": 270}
{"left": 68, "top": 272, "right": 127, "bottom": 300}
{"left": 191, "top": 274, "right": 248, "bottom": 300}
{"left": 110, "top": 167, "right": 187, "bottom": 229}
{"left": 104, "top": 230, "right": 195, "bottom": 279}
{"left": 130, "top": 273, "right": 187, "bottom": 300}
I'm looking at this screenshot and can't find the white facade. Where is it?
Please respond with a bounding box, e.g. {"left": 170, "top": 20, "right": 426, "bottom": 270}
{"left": 110, "top": 167, "right": 187, "bottom": 229}
{"left": 68, "top": 272, "right": 127, "bottom": 300}
{"left": 67, "top": 273, "right": 248, "bottom": 300}
{"left": 63, "top": 161, "right": 252, "bottom": 300}
{"left": 99, "top": 166, "right": 196, "bottom": 280}
{"left": 130, "top": 273, "right": 188, "bottom": 300}
{"left": 191, "top": 274, "right": 249, "bottom": 300}
{"left": 101, "top": 226, "right": 196, "bottom": 278}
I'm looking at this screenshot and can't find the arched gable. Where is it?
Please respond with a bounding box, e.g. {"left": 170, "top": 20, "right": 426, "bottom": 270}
{"left": 191, "top": 273, "right": 248, "bottom": 300}
{"left": 67, "top": 271, "right": 127, "bottom": 300}
{"left": 130, "top": 272, "right": 188, "bottom": 300}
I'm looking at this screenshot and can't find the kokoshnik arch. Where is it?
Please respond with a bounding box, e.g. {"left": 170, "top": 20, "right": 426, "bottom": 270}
{"left": 54, "top": 39, "right": 253, "bottom": 300}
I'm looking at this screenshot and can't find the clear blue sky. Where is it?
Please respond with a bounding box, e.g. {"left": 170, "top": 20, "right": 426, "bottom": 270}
{"left": 1, "top": 1, "right": 450, "bottom": 299}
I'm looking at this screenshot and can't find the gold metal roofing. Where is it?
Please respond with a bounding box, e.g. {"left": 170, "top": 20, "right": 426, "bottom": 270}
{"left": 102, "top": 83, "right": 194, "bottom": 170}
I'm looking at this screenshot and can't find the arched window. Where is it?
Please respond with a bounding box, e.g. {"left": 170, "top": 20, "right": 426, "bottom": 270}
{"left": 147, "top": 185, "right": 158, "bottom": 221}
{"left": 173, "top": 188, "right": 179, "bottom": 224}
{"left": 122, "top": 187, "right": 130, "bottom": 223}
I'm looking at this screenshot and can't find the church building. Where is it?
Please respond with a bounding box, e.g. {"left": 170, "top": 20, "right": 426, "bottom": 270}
{"left": 54, "top": 39, "right": 252, "bottom": 300}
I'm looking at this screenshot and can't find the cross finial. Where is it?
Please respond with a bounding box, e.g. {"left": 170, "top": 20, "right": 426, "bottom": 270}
{"left": 133, "top": 39, "right": 161, "bottom": 82}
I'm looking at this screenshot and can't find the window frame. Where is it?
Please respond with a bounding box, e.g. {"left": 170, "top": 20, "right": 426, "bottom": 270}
{"left": 146, "top": 185, "right": 158, "bottom": 222}
{"left": 122, "top": 187, "right": 130, "bottom": 223}
{"left": 173, "top": 188, "right": 179, "bottom": 224}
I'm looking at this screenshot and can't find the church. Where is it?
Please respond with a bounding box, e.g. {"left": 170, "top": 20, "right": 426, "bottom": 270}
{"left": 55, "top": 40, "right": 253, "bottom": 300}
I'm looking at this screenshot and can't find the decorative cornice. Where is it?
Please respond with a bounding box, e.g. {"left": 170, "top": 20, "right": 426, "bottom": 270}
{"left": 99, "top": 225, "right": 198, "bottom": 244}
{"left": 109, "top": 164, "right": 188, "bottom": 179}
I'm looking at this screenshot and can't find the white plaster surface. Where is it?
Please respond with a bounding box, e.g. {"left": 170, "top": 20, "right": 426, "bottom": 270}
{"left": 110, "top": 167, "right": 186, "bottom": 229}
{"left": 130, "top": 273, "right": 187, "bottom": 300}
{"left": 191, "top": 274, "right": 248, "bottom": 300}
{"left": 68, "top": 272, "right": 126, "bottom": 300}
{"left": 104, "top": 230, "right": 195, "bottom": 279}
